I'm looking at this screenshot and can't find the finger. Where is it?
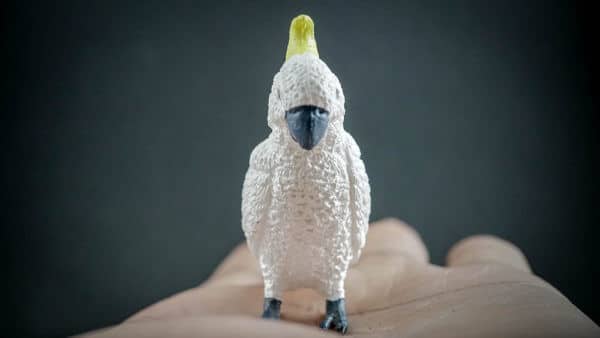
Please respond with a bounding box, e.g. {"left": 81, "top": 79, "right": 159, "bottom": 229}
{"left": 361, "top": 218, "right": 429, "bottom": 264}
{"left": 81, "top": 315, "right": 333, "bottom": 338}
{"left": 344, "top": 218, "right": 432, "bottom": 314}
{"left": 207, "top": 243, "right": 262, "bottom": 283}
{"left": 446, "top": 235, "right": 531, "bottom": 273}
{"left": 126, "top": 284, "right": 264, "bottom": 322}
{"left": 347, "top": 278, "right": 599, "bottom": 338}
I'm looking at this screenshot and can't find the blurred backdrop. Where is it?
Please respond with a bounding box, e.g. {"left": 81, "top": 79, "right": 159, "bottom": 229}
{"left": 4, "top": 1, "right": 598, "bottom": 337}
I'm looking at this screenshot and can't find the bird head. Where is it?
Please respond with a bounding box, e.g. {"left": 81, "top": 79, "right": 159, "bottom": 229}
{"left": 267, "top": 15, "right": 345, "bottom": 151}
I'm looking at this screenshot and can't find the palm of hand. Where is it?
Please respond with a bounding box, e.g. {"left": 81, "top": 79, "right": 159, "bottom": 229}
{"left": 82, "top": 219, "right": 598, "bottom": 338}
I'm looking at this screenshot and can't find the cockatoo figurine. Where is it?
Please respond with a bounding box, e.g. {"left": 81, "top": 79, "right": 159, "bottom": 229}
{"left": 241, "top": 14, "right": 371, "bottom": 334}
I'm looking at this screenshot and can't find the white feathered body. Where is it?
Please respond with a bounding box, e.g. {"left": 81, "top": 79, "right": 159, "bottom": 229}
{"left": 242, "top": 54, "right": 370, "bottom": 300}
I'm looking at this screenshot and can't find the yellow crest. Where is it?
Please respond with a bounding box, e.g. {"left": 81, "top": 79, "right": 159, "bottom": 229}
{"left": 285, "top": 15, "right": 319, "bottom": 61}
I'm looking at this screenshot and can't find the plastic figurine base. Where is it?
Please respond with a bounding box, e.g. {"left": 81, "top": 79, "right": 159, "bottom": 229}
{"left": 241, "top": 14, "right": 371, "bottom": 334}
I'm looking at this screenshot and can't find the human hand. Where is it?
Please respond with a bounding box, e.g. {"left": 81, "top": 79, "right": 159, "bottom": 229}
{"left": 80, "top": 219, "right": 598, "bottom": 337}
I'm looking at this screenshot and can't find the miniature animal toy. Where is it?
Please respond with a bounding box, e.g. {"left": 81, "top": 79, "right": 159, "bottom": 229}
{"left": 241, "top": 14, "right": 371, "bottom": 334}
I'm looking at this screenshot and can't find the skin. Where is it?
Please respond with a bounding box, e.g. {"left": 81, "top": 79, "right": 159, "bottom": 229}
{"left": 79, "top": 218, "right": 598, "bottom": 338}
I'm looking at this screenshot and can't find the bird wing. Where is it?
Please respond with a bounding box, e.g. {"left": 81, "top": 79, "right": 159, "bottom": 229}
{"left": 344, "top": 131, "right": 371, "bottom": 264}
{"left": 241, "top": 139, "right": 273, "bottom": 257}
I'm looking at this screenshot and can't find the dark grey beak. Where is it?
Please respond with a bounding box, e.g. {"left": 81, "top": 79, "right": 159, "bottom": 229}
{"left": 285, "top": 105, "right": 330, "bottom": 150}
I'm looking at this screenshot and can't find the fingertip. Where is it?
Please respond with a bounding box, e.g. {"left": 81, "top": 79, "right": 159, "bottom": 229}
{"left": 363, "top": 218, "right": 429, "bottom": 263}
{"left": 446, "top": 234, "right": 531, "bottom": 273}
{"left": 209, "top": 242, "right": 260, "bottom": 281}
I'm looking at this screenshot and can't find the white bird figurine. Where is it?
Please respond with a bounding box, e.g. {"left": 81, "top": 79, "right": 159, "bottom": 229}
{"left": 241, "top": 14, "right": 371, "bottom": 334}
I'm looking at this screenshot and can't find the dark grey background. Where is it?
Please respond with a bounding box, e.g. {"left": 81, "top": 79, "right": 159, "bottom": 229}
{"left": 4, "top": 1, "right": 598, "bottom": 337}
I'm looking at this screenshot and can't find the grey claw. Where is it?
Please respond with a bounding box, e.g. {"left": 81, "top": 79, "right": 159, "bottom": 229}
{"left": 320, "top": 315, "right": 334, "bottom": 329}
{"left": 321, "top": 298, "right": 349, "bottom": 334}
{"left": 261, "top": 297, "right": 281, "bottom": 319}
{"left": 335, "top": 320, "right": 349, "bottom": 334}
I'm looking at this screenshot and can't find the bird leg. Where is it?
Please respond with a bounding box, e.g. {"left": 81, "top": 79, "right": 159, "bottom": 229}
{"left": 261, "top": 297, "right": 282, "bottom": 319}
{"left": 320, "top": 298, "right": 348, "bottom": 334}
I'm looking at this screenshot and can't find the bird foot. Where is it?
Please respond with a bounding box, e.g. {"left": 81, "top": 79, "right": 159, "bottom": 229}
{"left": 261, "top": 297, "right": 281, "bottom": 319}
{"left": 320, "top": 298, "right": 348, "bottom": 334}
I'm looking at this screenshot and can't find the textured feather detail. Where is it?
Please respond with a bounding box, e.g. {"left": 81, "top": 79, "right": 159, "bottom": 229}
{"left": 344, "top": 132, "right": 371, "bottom": 264}
{"left": 241, "top": 53, "right": 370, "bottom": 299}
{"left": 241, "top": 140, "right": 273, "bottom": 256}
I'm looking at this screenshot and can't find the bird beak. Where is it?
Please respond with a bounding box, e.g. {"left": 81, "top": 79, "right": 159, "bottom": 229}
{"left": 285, "top": 105, "right": 330, "bottom": 150}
